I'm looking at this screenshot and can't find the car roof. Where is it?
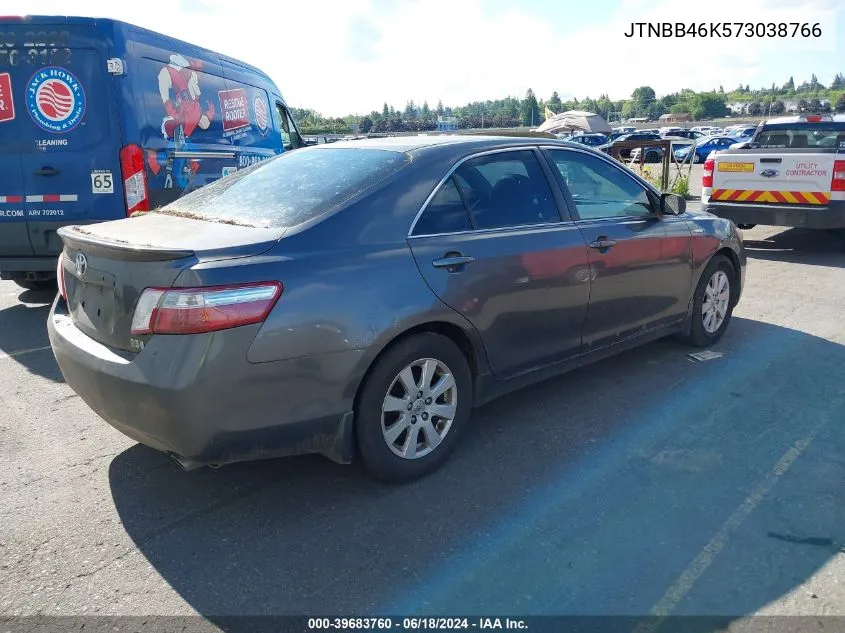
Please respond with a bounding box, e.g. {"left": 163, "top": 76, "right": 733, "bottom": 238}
{"left": 313, "top": 134, "right": 575, "bottom": 156}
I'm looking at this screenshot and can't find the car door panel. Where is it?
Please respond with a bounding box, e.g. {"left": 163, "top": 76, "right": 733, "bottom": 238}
{"left": 543, "top": 147, "right": 692, "bottom": 350}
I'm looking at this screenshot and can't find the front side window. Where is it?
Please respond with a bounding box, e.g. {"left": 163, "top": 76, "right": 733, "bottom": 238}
{"left": 453, "top": 150, "right": 560, "bottom": 230}
{"left": 547, "top": 150, "right": 653, "bottom": 220}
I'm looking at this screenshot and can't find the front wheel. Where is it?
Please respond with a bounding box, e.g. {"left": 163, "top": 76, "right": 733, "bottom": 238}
{"left": 682, "top": 255, "right": 736, "bottom": 347}
{"left": 355, "top": 333, "right": 473, "bottom": 483}
{"left": 694, "top": 153, "right": 704, "bottom": 164}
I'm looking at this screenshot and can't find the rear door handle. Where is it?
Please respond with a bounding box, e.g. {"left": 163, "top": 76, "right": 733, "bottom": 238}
{"left": 34, "top": 166, "right": 59, "bottom": 176}
{"left": 589, "top": 238, "right": 617, "bottom": 249}
{"left": 432, "top": 255, "right": 475, "bottom": 270}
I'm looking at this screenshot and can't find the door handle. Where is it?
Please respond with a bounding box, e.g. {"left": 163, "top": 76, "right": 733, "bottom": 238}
{"left": 589, "top": 238, "right": 617, "bottom": 249}
{"left": 34, "top": 166, "right": 59, "bottom": 176}
{"left": 432, "top": 255, "right": 475, "bottom": 270}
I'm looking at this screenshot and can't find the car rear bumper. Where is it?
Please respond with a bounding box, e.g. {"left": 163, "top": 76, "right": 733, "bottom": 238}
{"left": 703, "top": 201, "right": 845, "bottom": 229}
{"left": 47, "top": 296, "right": 360, "bottom": 467}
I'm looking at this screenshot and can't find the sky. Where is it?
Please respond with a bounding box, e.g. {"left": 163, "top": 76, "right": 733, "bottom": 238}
{"left": 9, "top": 0, "right": 843, "bottom": 116}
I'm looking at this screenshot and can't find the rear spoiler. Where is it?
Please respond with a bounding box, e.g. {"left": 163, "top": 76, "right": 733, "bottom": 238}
{"left": 58, "top": 225, "right": 195, "bottom": 262}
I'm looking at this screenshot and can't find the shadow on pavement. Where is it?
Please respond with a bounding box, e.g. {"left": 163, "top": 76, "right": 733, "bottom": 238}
{"left": 0, "top": 288, "right": 63, "bottom": 382}
{"left": 744, "top": 227, "right": 845, "bottom": 267}
{"left": 108, "top": 317, "right": 845, "bottom": 624}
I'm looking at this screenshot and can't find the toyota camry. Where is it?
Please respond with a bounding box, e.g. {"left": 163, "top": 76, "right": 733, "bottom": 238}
{"left": 48, "top": 136, "right": 745, "bottom": 483}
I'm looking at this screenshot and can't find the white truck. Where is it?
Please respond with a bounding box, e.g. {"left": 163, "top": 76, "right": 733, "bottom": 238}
{"left": 702, "top": 115, "right": 845, "bottom": 230}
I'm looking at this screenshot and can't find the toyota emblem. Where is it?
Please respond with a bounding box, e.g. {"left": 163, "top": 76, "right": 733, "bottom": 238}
{"left": 74, "top": 252, "right": 88, "bottom": 277}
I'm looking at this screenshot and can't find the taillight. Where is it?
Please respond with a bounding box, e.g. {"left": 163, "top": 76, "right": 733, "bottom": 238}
{"left": 832, "top": 160, "right": 845, "bottom": 192}
{"left": 119, "top": 144, "right": 149, "bottom": 216}
{"left": 130, "top": 282, "right": 282, "bottom": 335}
{"left": 703, "top": 158, "right": 715, "bottom": 188}
{"left": 56, "top": 254, "right": 67, "bottom": 300}
{"left": 805, "top": 115, "right": 823, "bottom": 122}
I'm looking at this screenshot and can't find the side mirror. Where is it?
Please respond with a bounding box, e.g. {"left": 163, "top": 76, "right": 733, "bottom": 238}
{"left": 660, "top": 192, "right": 686, "bottom": 215}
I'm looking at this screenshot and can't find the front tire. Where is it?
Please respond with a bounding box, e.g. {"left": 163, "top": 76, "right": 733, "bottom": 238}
{"left": 682, "top": 255, "right": 736, "bottom": 347}
{"left": 355, "top": 333, "right": 473, "bottom": 483}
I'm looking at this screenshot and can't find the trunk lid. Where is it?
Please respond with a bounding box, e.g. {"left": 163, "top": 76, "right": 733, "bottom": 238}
{"left": 711, "top": 150, "right": 837, "bottom": 205}
{"left": 58, "top": 213, "right": 283, "bottom": 351}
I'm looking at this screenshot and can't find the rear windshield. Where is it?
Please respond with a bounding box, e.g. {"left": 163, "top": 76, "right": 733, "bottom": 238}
{"left": 159, "top": 148, "right": 410, "bottom": 228}
{"left": 755, "top": 124, "right": 845, "bottom": 149}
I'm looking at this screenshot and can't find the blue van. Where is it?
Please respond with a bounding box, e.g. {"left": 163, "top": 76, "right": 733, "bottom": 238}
{"left": 0, "top": 16, "right": 304, "bottom": 289}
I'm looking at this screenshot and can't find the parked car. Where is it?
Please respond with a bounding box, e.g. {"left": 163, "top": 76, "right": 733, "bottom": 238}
{"left": 0, "top": 15, "right": 305, "bottom": 291}
{"left": 730, "top": 126, "right": 757, "bottom": 140}
{"left": 49, "top": 137, "right": 745, "bottom": 483}
{"left": 566, "top": 133, "right": 609, "bottom": 147}
{"left": 704, "top": 114, "right": 845, "bottom": 230}
{"left": 665, "top": 130, "right": 704, "bottom": 140}
{"left": 674, "top": 136, "right": 740, "bottom": 163}
{"left": 599, "top": 132, "right": 662, "bottom": 159}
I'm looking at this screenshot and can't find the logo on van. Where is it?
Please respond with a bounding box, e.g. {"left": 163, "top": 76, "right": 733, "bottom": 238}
{"left": 254, "top": 96, "right": 269, "bottom": 136}
{"left": 26, "top": 67, "right": 86, "bottom": 133}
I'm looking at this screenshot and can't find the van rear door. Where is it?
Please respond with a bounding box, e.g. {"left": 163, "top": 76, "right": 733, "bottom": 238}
{"left": 9, "top": 22, "right": 124, "bottom": 257}
{"left": 0, "top": 65, "right": 30, "bottom": 256}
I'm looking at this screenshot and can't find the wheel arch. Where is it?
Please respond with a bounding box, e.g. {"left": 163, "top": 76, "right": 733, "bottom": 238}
{"left": 350, "top": 320, "right": 486, "bottom": 419}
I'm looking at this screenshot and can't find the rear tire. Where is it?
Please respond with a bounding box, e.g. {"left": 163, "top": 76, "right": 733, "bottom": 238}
{"left": 681, "top": 255, "right": 736, "bottom": 347}
{"left": 355, "top": 333, "right": 473, "bottom": 483}
{"left": 14, "top": 279, "right": 57, "bottom": 292}
{"left": 694, "top": 154, "right": 704, "bottom": 164}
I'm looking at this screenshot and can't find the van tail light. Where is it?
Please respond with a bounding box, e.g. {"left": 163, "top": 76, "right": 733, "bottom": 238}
{"left": 703, "top": 158, "right": 715, "bottom": 188}
{"left": 130, "top": 282, "right": 283, "bottom": 335}
{"left": 119, "top": 144, "right": 149, "bottom": 216}
{"left": 832, "top": 160, "right": 845, "bottom": 192}
{"left": 56, "top": 254, "right": 67, "bottom": 300}
{"left": 805, "top": 115, "right": 823, "bottom": 122}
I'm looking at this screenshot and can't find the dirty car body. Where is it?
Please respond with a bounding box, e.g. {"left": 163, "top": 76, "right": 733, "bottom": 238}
{"left": 48, "top": 136, "right": 746, "bottom": 477}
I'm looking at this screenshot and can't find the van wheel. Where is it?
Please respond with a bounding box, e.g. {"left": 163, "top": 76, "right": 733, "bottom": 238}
{"left": 355, "top": 333, "right": 473, "bottom": 483}
{"left": 14, "top": 279, "right": 57, "bottom": 292}
{"left": 681, "top": 255, "right": 736, "bottom": 347}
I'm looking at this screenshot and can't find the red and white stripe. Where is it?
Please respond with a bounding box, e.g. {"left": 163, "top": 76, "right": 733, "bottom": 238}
{"left": 0, "top": 195, "right": 23, "bottom": 203}
{"left": 25, "top": 194, "right": 78, "bottom": 202}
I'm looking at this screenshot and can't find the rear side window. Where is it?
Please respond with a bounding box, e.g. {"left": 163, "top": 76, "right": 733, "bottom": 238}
{"left": 413, "top": 177, "right": 471, "bottom": 235}
{"left": 454, "top": 151, "right": 560, "bottom": 229}
{"left": 161, "top": 147, "right": 409, "bottom": 228}
{"left": 756, "top": 124, "right": 845, "bottom": 149}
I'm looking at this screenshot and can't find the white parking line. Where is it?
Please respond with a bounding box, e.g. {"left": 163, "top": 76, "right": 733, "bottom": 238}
{"left": 0, "top": 345, "right": 52, "bottom": 361}
{"left": 633, "top": 413, "right": 830, "bottom": 633}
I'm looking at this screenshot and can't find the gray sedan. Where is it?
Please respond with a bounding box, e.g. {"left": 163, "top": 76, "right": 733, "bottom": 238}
{"left": 48, "top": 136, "right": 746, "bottom": 482}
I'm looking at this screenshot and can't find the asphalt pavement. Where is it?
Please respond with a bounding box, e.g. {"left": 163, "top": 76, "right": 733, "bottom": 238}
{"left": 0, "top": 223, "right": 843, "bottom": 625}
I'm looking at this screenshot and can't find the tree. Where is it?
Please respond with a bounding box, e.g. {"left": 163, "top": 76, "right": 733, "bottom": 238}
{"left": 382, "top": 102, "right": 389, "bottom": 118}
{"left": 769, "top": 100, "right": 785, "bottom": 115}
{"left": 836, "top": 94, "right": 845, "bottom": 112}
{"left": 547, "top": 91, "right": 562, "bottom": 114}
{"left": 718, "top": 85, "right": 724, "bottom": 93}
{"left": 404, "top": 100, "right": 417, "bottom": 120}
{"left": 809, "top": 98, "right": 822, "bottom": 112}
{"left": 831, "top": 73, "right": 845, "bottom": 90}
{"left": 746, "top": 101, "right": 763, "bottom": 116}
{"left": 358, "top": 116, "right": 373, "bottom": 133}
{"left": 521, "top": 88, "right": 539, "bottom": 126}
{"left": 798, "top": 98, "right": 809, "bottom": 112}
{"left": 783, "top": 76, "right": 795, "bottom": 91}
{"left": 809, "top": 74, "right": 824, "bottom": 91}
{"left": 436, "top": 99, "right": 444, "bottom": 116}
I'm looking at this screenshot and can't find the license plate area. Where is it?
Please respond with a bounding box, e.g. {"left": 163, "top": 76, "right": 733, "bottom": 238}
{"left": 67, "top": 269, "right": 117, "bottom": 334}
